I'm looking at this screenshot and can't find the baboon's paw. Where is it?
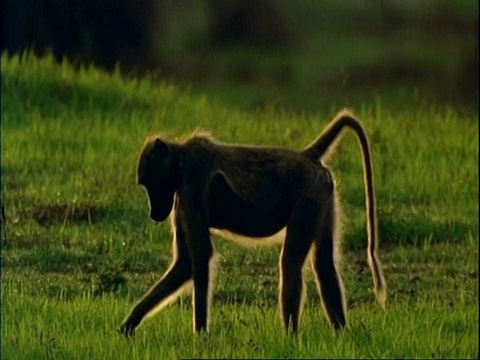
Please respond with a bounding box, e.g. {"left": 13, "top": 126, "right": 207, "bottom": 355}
{"left": 117, "top": 323, "right": 136, "bottom": 338}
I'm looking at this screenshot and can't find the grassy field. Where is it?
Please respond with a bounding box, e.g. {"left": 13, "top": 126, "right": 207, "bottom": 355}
{"left": 1, "top": 54, "right": 478, "bottom": 359}
{"left": 157, "top": 1, "right": 477, "bottom": 115}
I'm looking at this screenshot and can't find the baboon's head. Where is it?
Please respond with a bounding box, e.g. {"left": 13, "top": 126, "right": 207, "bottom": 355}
{"left": 137, "top": 137, "right": 178, "bottom": 222}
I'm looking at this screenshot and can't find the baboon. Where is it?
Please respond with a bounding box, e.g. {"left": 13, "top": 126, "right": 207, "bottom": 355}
{"left": 118, "top": 109, "right": 386, "bottom": 336}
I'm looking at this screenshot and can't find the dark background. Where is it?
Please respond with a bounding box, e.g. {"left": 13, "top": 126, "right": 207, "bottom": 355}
{"left": 2, "top": 0, "right": 477, "bottom": 113}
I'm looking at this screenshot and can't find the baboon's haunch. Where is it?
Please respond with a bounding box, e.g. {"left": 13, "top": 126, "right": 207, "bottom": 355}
{"left": 118, "top": 109, "right": 387, "bottom": 336}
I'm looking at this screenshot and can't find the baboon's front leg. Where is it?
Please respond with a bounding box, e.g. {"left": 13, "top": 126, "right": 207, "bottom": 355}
{"left": 118, "top": 257, "right": 192, "bottom": 336}
{"left": 175, "top": 188, "right": 217, "bottom": 333}
{"left": 189, "top": 227, "right": 215, "bottom": 333}
{"left": 118, "top": 218, "right": 192, "bottom": 337}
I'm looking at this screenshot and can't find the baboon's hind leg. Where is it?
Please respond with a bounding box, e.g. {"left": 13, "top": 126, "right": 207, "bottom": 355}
{"left": 310, "top": 193, "right": 347, "bottom": 329}
{"left": 279, "top": 197, "right": 318, "bottom": 333}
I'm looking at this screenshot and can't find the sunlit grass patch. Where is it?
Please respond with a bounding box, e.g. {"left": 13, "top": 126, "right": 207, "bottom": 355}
{"left": 1, "top": 53, "right": 478, "bottom": 359}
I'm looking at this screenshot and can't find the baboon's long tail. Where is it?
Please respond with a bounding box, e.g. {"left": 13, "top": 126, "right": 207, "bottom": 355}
{"left": 303, "top": 109, "right": 387, "bottom": 308}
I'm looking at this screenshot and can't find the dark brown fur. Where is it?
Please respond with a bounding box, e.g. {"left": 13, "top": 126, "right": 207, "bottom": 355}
{"left": 117, "top": 109, "right": 386, "bottom": 336}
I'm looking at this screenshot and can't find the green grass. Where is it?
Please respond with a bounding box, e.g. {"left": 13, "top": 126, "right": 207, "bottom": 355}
{"left": 1, "top": 53, "right": 478, "bottom": 359}
{"left": 161, "top": 1, "right": 477, "bottom": 114}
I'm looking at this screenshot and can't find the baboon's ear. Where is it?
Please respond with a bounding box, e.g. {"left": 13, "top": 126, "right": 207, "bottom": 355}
{"left": 152, "top": 138, "right": 169, "bottom": 158}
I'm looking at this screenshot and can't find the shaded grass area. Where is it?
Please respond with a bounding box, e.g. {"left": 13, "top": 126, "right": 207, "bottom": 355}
{"left": 1, "top": 54, "right": 478, "bottom": 358}
{"left": 160, "top": 1, "right": 477, "bottom": 114}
